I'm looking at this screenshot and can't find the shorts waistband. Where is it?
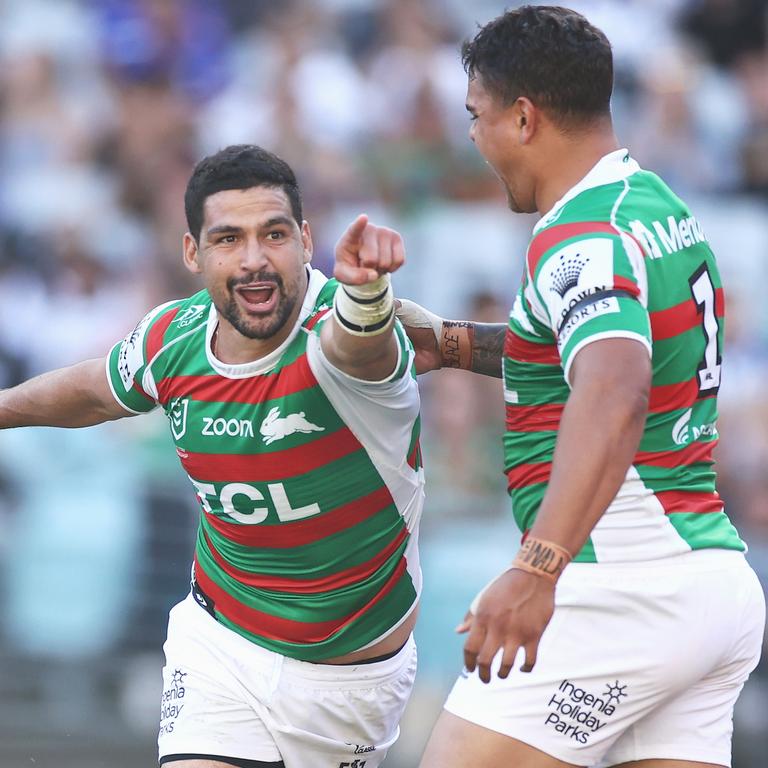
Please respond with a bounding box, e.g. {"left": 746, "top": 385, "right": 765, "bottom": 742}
{"left": 334, "top": 641, "right": 408, "bottom": 666}
{"left": 565, "top": 548, "right": 747, "bottom": 576}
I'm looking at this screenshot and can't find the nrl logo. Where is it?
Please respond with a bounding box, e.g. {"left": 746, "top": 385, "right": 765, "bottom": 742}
{"left": 169, "top": 397, "right": 189, "bottom": 440}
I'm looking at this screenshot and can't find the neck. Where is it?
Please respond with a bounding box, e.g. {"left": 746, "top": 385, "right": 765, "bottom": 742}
{"left": 213, "top": 313, "right": 298, "bottom": 365}
{"left": 534, "top": 122, "right": 620, "bottom": 217}
{"left": 213, "top": 270, "right": 310, "bottom": 365}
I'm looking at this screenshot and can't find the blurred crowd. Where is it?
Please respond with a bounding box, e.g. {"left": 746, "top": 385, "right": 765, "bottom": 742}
{"left": 0, "top": 0, "right": 766, "bottom": 764}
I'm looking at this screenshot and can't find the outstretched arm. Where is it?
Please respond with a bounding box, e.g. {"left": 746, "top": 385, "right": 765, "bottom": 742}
{"left": 396, "top": 299, "right": 506, "bottom": 378}
{"left": 321, "top": 214, "right": 405, "bottom": 381}
{"left": 0, "top": 358, "right": 134, "bottom": 429}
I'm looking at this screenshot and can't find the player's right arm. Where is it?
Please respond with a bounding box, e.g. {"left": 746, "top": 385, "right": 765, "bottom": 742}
{"left": 0, "top": 358, "right": 133, "bottom": 429}
{"left": 396, "top": 298, "right": 506, "bottom": 378}
{"left": 0, "top": 298, "right": 182, "bottom": 430}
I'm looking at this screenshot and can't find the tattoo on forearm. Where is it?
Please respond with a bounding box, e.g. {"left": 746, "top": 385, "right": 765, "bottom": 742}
{"left": 440, "top": 321, "right": 505, "bottom": 377}
{"left": 469, "top": 323, "right": 506, "bottom": 378}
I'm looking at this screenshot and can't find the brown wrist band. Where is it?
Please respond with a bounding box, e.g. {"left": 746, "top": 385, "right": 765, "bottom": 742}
{"left": 440, "top": 323, "right": 474, "bottom": 370}
{"left": 511, "top": 536, "right": 572, "bottom": 583}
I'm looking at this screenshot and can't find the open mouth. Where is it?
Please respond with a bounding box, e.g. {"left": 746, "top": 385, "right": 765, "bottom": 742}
{"left": 235, "top": 283, "right": 279, "bottom": 314}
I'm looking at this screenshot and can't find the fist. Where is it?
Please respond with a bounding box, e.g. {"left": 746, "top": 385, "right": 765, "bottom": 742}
{"left": 334, "top": 214, "right": 405, "bottom": 285}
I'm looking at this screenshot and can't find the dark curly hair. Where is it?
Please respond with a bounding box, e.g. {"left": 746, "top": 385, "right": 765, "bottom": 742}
{"left": 184, "top": 145, "right": 303, "bottom": 242}
{"left": 462, "top": 5, "right": 613, "bottom": 128}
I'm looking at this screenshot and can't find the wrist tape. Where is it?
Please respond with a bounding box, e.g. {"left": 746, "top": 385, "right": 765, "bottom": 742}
{"left": 511, "top": 536, "right": 572, "bottom": 583}
{"left": 334, "top": 274, "right": 394, "bottom": 336}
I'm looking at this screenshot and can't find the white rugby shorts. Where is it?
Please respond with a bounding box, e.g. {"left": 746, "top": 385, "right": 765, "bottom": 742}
{"left": 158, "top": 593, "right": 417, "bottom": 767}
{"left": 444, "top": 550, "right": 765, "bottom": 767}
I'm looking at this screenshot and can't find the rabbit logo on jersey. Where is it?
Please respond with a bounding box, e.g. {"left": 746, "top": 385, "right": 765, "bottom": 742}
{"left": 260, "top": 406, "right": 324, "bottom": 445}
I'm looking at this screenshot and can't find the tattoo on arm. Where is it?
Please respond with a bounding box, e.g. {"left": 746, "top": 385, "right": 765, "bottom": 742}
{"left": 470, "top": 323, "right": 506, "bottom": 378}
{"left": 440, "top": 321, "right": 505, "bottom": 378}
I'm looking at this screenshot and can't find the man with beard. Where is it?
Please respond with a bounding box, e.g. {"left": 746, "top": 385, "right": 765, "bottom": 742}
{"left": 397, "top": 6, "right": 765, "bottom": 768}
{"left": 0, "top": 144, "right": 424, "bottom": 768}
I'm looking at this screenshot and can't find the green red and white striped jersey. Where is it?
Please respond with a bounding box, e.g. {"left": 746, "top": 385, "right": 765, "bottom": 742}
{"left": 106, "top": 268, "right": 424, "bottom": 660}
{"left": 505, "top": 149, "right": 745, "bottom": 563}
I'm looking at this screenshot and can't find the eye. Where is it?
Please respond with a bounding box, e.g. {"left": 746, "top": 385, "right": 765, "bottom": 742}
{"left": 266, "top": 231, "right": 285, "bottom": 241}
{"left": 220, "top": 234, "right": 237, "bottom": 244}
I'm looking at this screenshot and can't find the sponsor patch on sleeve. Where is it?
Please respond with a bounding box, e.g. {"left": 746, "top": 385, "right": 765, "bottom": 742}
{"left": 557, "top": 296, "right": 620, "bottom": 352}
{"left": 536, "top": 238, "right": 616, "bottom": 333}
{"left": 117, "top": 313, "right": 152, "bottom": 390}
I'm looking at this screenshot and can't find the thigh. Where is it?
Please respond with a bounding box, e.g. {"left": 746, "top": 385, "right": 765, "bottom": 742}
{"left": 419, "top": 710, "right": 581, "bottom": 768}
{"left": 438, "top": 601, "right": 642, "bottom": 766}
{"left": 600, "top": 561, "right": 765, "bottom": 768}
{"left": 159, "top": 597, "right": 284, "bottom": 766}
{"left": 268, "top": 636, "right": 417, "bottom": 768}
{"left": 437, "top": 554, "right": 763, "bottom": 767}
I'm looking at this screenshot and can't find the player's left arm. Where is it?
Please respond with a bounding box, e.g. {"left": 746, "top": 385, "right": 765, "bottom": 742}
{"left": 321, "top": 214, "right": 404, "bottom": 381}
{"left": 395, "top": 299, "right": 506, "bottom": 378}
{"left": 463, "top": 338, "right": 650, "bottom": 682}
{"left": 463, "top": 230, "right": 653, "bottom": 682}
{"left": 529, "top": 339, "right": 651, "bottom": 552}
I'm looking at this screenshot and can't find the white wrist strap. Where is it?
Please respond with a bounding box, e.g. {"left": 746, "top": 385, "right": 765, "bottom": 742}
{"left": 334, "top": 274, "right": 394, "bottom": 336}
{"left": 394, "top": 298, "right": 443, "bottom": 342}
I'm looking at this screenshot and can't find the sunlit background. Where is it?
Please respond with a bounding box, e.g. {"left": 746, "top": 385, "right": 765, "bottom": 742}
{"left": 0, "top": 0, "right": 766, "bottom": 766}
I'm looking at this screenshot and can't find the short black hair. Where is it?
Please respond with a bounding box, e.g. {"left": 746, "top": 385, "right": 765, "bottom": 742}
{"left": 462, "top": 5, "right": 613, "bottom": 128}
{"left": 184, "top": 145, "right": 303, "bottom": 241}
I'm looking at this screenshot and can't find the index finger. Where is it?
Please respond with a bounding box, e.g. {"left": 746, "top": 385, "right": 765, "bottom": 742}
{"left": 359, "top": 223, "right": 381, "bottom": 269}
{"left": 338, "top": 214, "right": 369, "bottom": 250}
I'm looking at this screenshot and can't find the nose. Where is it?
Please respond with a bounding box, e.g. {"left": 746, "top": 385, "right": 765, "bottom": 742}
{"left": 468, "top": 121, "right": 477, "bottom": 143}
{"left": 240, "top": 237, "right": 269, "bottom": 272}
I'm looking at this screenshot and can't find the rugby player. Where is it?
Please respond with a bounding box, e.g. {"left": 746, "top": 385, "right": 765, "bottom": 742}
{"left": 398, "top": 6, "right": 765, "bottom": 768}
{"left": 0, "top": 145, "right": 424, "bottom": 768}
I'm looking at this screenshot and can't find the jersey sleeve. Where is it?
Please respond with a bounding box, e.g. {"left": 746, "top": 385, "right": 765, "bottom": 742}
{"left": 106, "top": 300, "right": 181, "bottom": 413}
{"left": 307, "top": 313, "right": 415, "bottom": 388}
{"left": 304, "top": 277, "right": 415, "bottom": 386}
{"left": 524, "top": 230, "right": 652, "bottom": 383}
{"left": 305, "top": 320, "right": 420, "bottom": 474}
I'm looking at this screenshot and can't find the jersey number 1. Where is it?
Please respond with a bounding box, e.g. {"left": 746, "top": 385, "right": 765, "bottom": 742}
{"left": 689, "top": 264, "right": 721, "bottom": 396}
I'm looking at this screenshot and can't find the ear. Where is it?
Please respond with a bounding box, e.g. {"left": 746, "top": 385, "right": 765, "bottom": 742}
{"left": 300, "top": 220, "right": 313, "bottom": 265}
{"left": 183, "top": 232, "right": 202, "bottom": 275}
{"left": 515, "top": 97, "right": 537, "bottom": 145}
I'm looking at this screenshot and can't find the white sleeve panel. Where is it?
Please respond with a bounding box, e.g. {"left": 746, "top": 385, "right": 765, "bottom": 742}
{"left": 535, "top": 237, "right": 617, "bottom": 335}
{"left": 621, "top": 232, "right": 649, "bottom": 307}
{"left": 305, "top": 330, "right": 424, "bottom": 532}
